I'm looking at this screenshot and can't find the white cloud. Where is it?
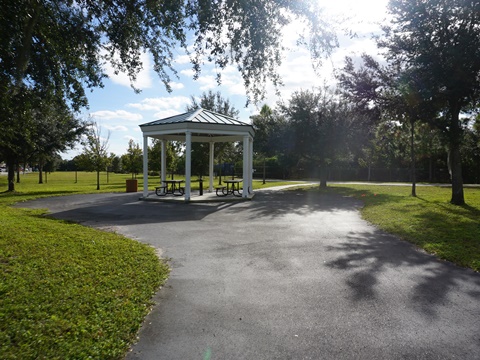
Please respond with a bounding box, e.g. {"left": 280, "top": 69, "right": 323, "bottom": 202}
{"left": 318, "top": 0, "right": 389, "bottom": 35}
{"left": 221, "top": 78, "right": 245, "bottom": 96}
{"left": 127, "top": 96, "right": 191, "bottom": 112}
{"left": 197, "top": 75, "right": 217, "bottom": 91}
{"left": 180, "top": 68, "right": 196, "bottom": 77}
{"left": 90, "top": 110, "right": 143, "bottom": 122}
{"left": 153, "top": 109, "right": 182, "bottom": 119}
{"left": 123, "top": 135, "right": 138, "bottom": 142}
{"left": 103, "top": 125, "right": 129, "bottom": 132}
{"left": 169, "top": 81, "right": 185, "bottom": 90}
{"left": 103, "top": 51, "right": 153, "bottom": 90}
{"left": 175, "top": 54, "right": 191, "bottom": 64}
{"left": 207, "top": 65, "right": 246, "bottom": 96}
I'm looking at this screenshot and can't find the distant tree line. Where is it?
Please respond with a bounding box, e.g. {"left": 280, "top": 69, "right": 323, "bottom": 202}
{"left": 251, "top": 92, "right": 480, "bottom": 186}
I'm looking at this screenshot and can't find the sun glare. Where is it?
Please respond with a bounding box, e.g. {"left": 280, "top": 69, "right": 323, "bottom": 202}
{"left": 318, "top": 0, "right": 389, "bottom": 30}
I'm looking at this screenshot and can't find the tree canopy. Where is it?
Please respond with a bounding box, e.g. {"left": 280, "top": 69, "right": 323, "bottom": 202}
{"left": 0, "top": 0, "right": 336, "bottom": 108}
{"left": 279, "top": 88, "right": 352, "bottom": 187}
{"left": 122, "top": 139, "right": 143, "bottom": 179}
{"left": 378, "top": 0, "right": 480, "bottom": 204}
{"left": 77, "top": 123, "right": 110, "bottom": 190}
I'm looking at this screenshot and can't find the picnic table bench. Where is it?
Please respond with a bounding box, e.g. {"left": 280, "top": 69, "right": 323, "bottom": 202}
{"left": 155, "top": 180, "right": 184, "bottom": 196}
{"left": 216, "top": 179, "right": 242, "bottom": 197}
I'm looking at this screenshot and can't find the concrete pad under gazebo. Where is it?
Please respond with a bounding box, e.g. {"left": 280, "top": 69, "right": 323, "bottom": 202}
{"left": 139, "top": 108, "right": 255, "bottom": 203}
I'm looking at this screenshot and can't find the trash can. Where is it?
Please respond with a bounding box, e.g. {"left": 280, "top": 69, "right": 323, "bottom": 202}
{"left": 126, "top": 179, "right": 138, "bottom": 192}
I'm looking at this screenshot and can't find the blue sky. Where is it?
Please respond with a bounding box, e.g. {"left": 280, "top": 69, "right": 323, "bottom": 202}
{"left": 64, "top": 0, "right": 388, "bottom": 159}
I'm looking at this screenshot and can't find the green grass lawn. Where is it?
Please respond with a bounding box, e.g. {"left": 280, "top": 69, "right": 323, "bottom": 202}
{"left": 0, "top": 172, "right": 170, "bottom": 359}
{"left": 324, "top": 184, "right": 480, "bottom": 272}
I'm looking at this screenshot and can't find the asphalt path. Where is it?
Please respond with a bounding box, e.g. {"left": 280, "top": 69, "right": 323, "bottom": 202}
{"left": 18, "top": 189, "right": 480, "bottom": 359}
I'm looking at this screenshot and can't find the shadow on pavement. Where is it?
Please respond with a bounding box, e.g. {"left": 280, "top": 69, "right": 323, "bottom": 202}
{"left": 325, "top": 229, "right": 480, "bottom": 320}
{"left": 17, "top": 190, "right": 362, "bottom": 226}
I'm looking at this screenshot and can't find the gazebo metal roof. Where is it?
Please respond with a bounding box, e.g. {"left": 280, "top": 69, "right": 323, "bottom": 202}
{"left": 141, "top": 108, "right": 249, "bottom": 126}
{"left": 139, "top": 108, "right": 254, "bottom": 142}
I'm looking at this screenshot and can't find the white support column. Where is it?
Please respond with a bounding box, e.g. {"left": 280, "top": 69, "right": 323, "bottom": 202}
{"left": 161, "top": 140, "right": 166, "bottom": 191}
{"left": 142, "top": 135, "right": 149, "bottom": 198}
{"left": 209, "top": 142, "right": 214, "bottom": 192}
{"left": 185, "top": 131, "right": 192, "bottom": 202}
{"left": 249, "top": 136, "right": 254, "bottom": 194}
{"left": 243, "top": 135, "right": 249, "bottom": 198}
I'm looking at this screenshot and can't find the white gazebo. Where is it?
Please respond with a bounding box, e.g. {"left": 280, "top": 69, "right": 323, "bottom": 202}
{"left": 139, "top": 108, "right": 255, "bottom": 202}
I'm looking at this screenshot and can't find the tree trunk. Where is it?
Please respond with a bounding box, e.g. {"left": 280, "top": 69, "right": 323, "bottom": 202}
{"left": 319, "top": 162, "right": 327, "bottom": 188}
{"left": 38, "top": 164, "right": 43, "bottom": 184}
{"left": 428, "top": 157, "right": 433, "bottom": 182}
{"left": 262, "top": 157, "right": 266, "bottom": 185}
{"left": 7, "top": 159, "right": 15, "bottom": 191}
{"left": 448, "top": 108, "right": 465, "bottom": 205}
{"left": 449, "top": 142, "right": 464, "bottom": 205}
{"left": 410, "top": 120, "right": 416, "bottom": 197}
{"left": 96, "top": 170, "right": 100, "bottom": 190}
{"left": 16, "top": 163, "right": 20, "bottom": 183}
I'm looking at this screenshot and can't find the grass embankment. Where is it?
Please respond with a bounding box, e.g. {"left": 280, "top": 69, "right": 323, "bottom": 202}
{"left": 0, "top": 172, "right": 169, "bottom": 359}
{"left": 327, "top": 184, "right": 480, "bottom": 272}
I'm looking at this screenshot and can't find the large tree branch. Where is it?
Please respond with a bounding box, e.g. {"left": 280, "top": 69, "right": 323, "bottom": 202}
{"left": 14, "top": 0, "right": 41, "bottom": 88}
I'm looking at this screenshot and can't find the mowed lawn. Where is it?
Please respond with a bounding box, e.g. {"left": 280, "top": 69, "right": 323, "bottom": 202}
{"left": 328, "top": 184, "right": 480, "bottom": 272}
{"left": 0, "top": 172, "right": 169, "bottom": 360}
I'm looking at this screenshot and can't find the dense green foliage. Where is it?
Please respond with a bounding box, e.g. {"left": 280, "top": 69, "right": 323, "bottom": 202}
{"left": 278, "top": 88, "right": 355, "bottom": 187}
{"left": 122, "top": 139, "right": 143, "bottom": 179}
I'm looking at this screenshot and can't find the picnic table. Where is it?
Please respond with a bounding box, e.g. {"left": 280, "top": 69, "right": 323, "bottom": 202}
{"left": 216, "top": 179, "right": 242, "bottom": 197}
{"left": 155, "top": 180, "right": 184, "bottom": 196}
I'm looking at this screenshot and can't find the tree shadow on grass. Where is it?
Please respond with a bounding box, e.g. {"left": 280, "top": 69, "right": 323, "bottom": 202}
{"left": 416, "top": 195, "right": 480, "bottom": 219}
{"left": 392, "top": 196, "right": 480, "bottom": 270}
